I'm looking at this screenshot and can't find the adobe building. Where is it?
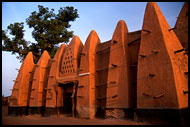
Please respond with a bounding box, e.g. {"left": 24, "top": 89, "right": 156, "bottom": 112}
{"left": 135, "top": 2, "right": 188, "bottom": 124}
{"left": 174, "top": 2, "right": 188, "bottom": 52}
{"left": 8, "top": 2, "right": 188, "bottom": 124}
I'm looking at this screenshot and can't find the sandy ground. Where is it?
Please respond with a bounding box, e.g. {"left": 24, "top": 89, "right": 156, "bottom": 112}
{"left": 2, "top": 106, "right": 150, "bottom": 125}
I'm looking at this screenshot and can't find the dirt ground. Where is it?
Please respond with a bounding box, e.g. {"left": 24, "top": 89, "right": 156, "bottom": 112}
{"left": 2, "top": 106, "right": 150, "bottom": 125}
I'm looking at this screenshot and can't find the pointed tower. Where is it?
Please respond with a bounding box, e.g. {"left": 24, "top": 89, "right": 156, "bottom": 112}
{"left": 136, "top": 2, "right": 188, "bottom": 123}
{"left": 44, "top": 44, "right": 66, "bottom": 116}
{"left": 77, "top": 30, "right": 100, "bottom": 119}
{"left": 174, "top": 2, "right": 188, "bottom": 51}
{"left": 29, "top": 51, "right": 52, "bottom": 115}
{"left": 8, "top": 52, "right": 35, "bottom": 116}
{"left": 56, "top": 35, "right": 83, "bottom": 116}
{"left": 105, "top": 20, "right": 133, "bottom": 119}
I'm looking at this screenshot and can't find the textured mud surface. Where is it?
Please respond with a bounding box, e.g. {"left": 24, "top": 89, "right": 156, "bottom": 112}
{"left": 2, "top": 106, "right": 150, "bottom": 125}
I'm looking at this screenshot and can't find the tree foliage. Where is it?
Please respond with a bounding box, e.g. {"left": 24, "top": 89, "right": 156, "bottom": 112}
{"left": 2, "top": 5, "right": 79, "bottom": 63}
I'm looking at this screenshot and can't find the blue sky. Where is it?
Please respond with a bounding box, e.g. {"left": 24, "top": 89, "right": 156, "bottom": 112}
{"left": 2, "top": 2, "right": 184, "bottom": 97}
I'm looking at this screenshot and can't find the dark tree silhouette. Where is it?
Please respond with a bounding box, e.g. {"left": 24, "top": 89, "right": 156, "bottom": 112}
{"left": 2, "top": 5, "right": 79, "bottom": 63}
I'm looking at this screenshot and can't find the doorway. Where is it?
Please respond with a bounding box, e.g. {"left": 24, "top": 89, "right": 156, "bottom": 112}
{"left": 58, "top": 81, "right": 78, "bottom": 117}
{"left": 63, "top": 92, "right": 72, "bottom": 113}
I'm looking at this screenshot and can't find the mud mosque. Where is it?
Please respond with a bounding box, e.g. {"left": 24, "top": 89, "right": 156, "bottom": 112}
{"left": 8, "top": 2, "right": 188, "bottom": 123}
